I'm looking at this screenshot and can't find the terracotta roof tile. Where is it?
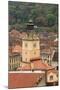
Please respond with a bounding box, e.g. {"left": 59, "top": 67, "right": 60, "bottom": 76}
{"left": 17, "top": 59, "right": 53, "bottom": 71}
{"left": 17, "top": 63, "right": 31, "bottom": 70}
{"left": 31, "top": 60, "right": 53, "bottom": 70}
{"left": 47, "top": 69, "right": 58, "bottom": 74}
{"left": 12, "top": 45, "right": 22, "bottom": 53}
{"left": 10, "top": 29, "right": 20, "bottom": 36}
{"left": 8, "top": 73, "right": 43, "bottom": 89}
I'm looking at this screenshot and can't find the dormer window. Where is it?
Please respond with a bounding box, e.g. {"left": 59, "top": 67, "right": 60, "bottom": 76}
{"left": 50, "top": 75, "right": 53, "bottom": 80}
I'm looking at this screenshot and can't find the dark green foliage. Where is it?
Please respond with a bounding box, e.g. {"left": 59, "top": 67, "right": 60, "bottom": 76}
{"left": 8, "top": 1, "right": 58, "bottom": 32}
{"left": 47, "top": 14, "right": 56, "bottom": 26}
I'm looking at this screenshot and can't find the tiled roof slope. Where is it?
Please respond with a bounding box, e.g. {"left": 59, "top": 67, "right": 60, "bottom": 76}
{"left": 8, "top": 73, "right": 44, "bottom": 89}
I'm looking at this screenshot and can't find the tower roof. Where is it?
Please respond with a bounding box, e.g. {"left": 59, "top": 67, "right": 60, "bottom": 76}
{"left": 26, "top": 19, "right": 34, "bottom": 30}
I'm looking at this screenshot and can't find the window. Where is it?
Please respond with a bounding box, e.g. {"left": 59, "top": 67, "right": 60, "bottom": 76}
{"left": 10, "top": 59, "right": 11, "bottom": 63}
{"left": 33, "top": 43, "right": 36, "bottom": 47}
{"left": 25, "top": 43, "right": 28, "bottom": 47}
{"left": 57, "top": 74, "right": 58, "bottom": 77}
{"left": 34, "top": 52, "right": 36, "bottom": 55}
{"left": 50, "top": 75, "right": 53, "bottom": 80}
{"left": 9, "top": 65, "right": 11, "bottom": 70}
{"left": 11, "top": 57, "right": 14, "bottom": 63}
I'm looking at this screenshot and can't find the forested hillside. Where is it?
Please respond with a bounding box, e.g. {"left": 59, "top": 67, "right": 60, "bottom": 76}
{"left": 8, "top": 1, "right": 58, "bottom": 32}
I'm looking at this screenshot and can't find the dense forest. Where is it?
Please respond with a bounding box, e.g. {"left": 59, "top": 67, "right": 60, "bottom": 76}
{"left": 8, "top": 1, "right": 58, "bottom": 32}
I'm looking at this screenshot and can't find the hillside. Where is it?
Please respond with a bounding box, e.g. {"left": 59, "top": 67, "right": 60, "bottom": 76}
{"left": 8, "top": 1, "right": 58, "bottom": 33}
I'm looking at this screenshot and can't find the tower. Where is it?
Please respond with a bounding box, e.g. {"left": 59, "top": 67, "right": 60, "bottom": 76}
{"left": 22, "top": 20, "right": 40, "bottom": 63}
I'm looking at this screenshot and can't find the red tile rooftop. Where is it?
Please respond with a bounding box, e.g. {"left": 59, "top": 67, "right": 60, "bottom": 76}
{"left": 17, "top": 59, "right": 54, "bottom": 71}
{"left": 31, "top": 60, "right": 54, "bottom": 70}
{"left": 9, "top": 45, "right": 22, "bottom": 56}
{"left": 12, "top": 45, "right": 22, "bottom": 53}
{"left": 8, "top": 73, "right": 44, "bottom": 89}
{"left": 47, "top": 69, "right": 58, "bottom": 74}
{"left": 17, "top": 63, "right": 31, "bottom": 70}
{"left": 9, "top": 29, "right": 20, "bottom": 35}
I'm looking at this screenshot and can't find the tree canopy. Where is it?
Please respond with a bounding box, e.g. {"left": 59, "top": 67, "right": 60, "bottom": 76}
{"left": 8, "top": 1, "right": 58, "bottom": 32}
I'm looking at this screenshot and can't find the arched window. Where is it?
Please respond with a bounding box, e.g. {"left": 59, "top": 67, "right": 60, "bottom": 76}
{"left": 50, "top": 75, "right": 53, "bottom": 80}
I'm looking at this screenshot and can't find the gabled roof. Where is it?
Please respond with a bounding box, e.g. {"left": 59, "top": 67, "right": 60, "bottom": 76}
{"left": 17, "top": 62, "right": 31, "bottom": 71}
{"left": 31, "top": 59, "right": 53, "bottom": 70}
{"left": 47, "top": 69, "right": 58, "bottom": 75}
{"left": 8, "top": 73, "right": 43, "bottom": 89}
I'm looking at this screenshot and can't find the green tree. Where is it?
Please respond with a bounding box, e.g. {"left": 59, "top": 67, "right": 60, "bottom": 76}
{"left": 47, "top": 14, "right": 56, "bottom": 26}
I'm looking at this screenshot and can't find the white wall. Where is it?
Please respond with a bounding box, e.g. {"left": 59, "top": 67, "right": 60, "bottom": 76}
{"left": 47, "top": 72, "right": 58, "bottom": 82}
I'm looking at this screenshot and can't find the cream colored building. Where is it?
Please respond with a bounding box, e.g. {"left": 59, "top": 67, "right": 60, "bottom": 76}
{"left": 9, "top": 53, "right": 22, "bottom": 71}
{"left": 22, "top": 34, "right": 40, "bottom": 63}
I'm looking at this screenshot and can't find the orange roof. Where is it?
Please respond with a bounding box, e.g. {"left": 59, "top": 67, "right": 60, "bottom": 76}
{"left": 17, "top": 59, "right": 53, "bottom": 71}
{"left": 12, "top": 45, "right": 22, "bottom": 53}
{"left": 47, "top": 69, "right": 58, "bottom": 74}
{"left": 8, "top": 73, "right": 43, "bottom": 89}
{"left": 10, "top": 29, "right": 20, "bottom": 36}
{"left": 31, "top": 60, "right": 53, "bottom": 70}
{"left": 17, "top": 63, "right": 31, "bottom": 70}
{"left": 9, "top": 47, "right": 12, "bottom": 54}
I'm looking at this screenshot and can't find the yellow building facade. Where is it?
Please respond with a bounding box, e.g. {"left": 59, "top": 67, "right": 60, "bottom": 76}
{"left": 22, "top": 34, "right": 40, "bottom": 64}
